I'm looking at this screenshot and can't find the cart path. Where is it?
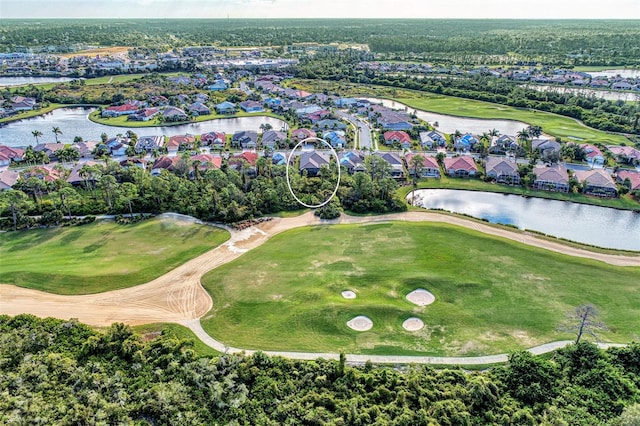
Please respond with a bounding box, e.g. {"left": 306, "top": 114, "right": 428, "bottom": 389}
{"left": 1, "top": 211, "right": 637, "bottom": 362}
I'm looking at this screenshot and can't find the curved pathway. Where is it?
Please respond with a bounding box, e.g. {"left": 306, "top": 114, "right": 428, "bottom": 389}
{"left": 1, "top": 211, "right": 637, "bottom": 363}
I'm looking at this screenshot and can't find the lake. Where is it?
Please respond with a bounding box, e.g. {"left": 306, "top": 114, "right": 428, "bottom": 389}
{"left": 526, "top": 85, "right": 639, "bottom": 102}
{"left": 0, "top": 76, "right": 76, "bottom": 87}
{"left": 410, "top": 189, "right": 640, "bottom": 251}
{"left": 587, "top": 69, "right": 640, "bottom": 79}
{"left": 0, "top": 107, "right": 287, "bottom": 147}
{"left": 363, "top": 97, "right": 531, "bottom": 135}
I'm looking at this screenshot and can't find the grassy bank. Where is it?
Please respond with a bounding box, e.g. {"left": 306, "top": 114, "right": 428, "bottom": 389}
{"left": 201, "top": 222, "right": 640, "bottom": 357}
{"left": 0, "top": 103, "right": 65, "bottom": 124}
{"left": 0, "top": 217, "right": 230, "bottom": 294}
{"left": 88, "top": 110, "right": 285, "bottom": 128}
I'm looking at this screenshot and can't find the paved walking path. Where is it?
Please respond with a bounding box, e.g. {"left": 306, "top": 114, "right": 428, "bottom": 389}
{"left": 183, "top": 319, "right": 625, "bottom": 365}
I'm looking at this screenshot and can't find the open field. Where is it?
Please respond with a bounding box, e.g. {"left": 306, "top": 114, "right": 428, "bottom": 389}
{"left": 57, "top": 46, "right": 131, "bottom": 59}
{"left": 0, "top": 216, "right": 230, "bottom": 294}
{"left": 201, "top": 222, "right": 640, "bottom": 357}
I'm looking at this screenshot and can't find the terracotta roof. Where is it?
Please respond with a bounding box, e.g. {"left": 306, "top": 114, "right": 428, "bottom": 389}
{"left": 444, "top": 156, "right": 477, "bottom": 172}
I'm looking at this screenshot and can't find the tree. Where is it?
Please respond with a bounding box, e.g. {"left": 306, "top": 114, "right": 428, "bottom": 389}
{"left": 52, "top": 126, "right": 63, "bottom": 143}
{"left": 101, "top": 132, "right": 109, "bottom": 143}
{"left": 527, "top": 125, "right": 543, "bottom": 138}
{"left": 409, "top": 154, "right": 425, "bottom": 186}
{"left": 119, "top": 182, "right": 138, "bottom": 217}
{"left": 260, "top": 123, "right": 273, "bottom": 133}
{"left": 32, "top": 130, "right": 43, "bottom": 144}
{"left": 0, "top": 189, "right": 29, "bottom": 230}
{"left": 559, "top": 304, "right": 607, "bottom": 344}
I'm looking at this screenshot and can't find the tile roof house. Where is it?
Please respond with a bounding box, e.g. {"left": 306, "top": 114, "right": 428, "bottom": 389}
{"left": 574, "top": 169, "right": 618, "bottom": 197}
{"left": 239, "top": 100, "right": 264, "bottom": 113}
{"left": 200, "top": 131, "right": 226, "bottom": 148}
{"left": 215, "top": 101, "right": 237, "bottom": 114}
{"left": 150, "top": 156, "right": 182, "bottom": 176}
{"left": 190, "top": 154, "right": 222, "bottom": 170}
{"left": 0, "top": 169, "right": 20, "bottom": 191}
{"left": 532, "top": 138, "right": 561, "bottom": 157}
{"left": 383, "top": 131, "right": 412, "bottom": 149}
{"left": 607, "top": 146, "right": 640, "bottom": 165}
{"left": 323, "top": 131, "right": 347, "bottom": 148}
{"left": 128, "top": 107, "right": 160, "bottom": 122}
{"left": 444, "top": 156, "right": 478, "bottom": 177}
{"left": 533, "top": 164, "right": 569, "bottom": 192}
{"left": 299, "top": 151, "right": 331, "bottom": 177}
{"left": 485, "top": 157, "right": 520, "bottom": 184}
{"left": 167, "top": 135, "right": 196, "bottom": 153}
{"left": 136, "top": 135, "right": 165, "bottom": 153}
{"left": 0, "top": 145, "right": 25, "bottom": 162}
{"left": 66, "top": 161, "right": 100, "bottom": 186}
{"left": 616, "top": 170, "right": 640, "bottom": 191}
{"left": 455, "top": 134, "right": 479, "bottom": 151}
{"left": 187, "top": 102, "right": 211, "bottom": 116}
{"left": 419, "top": 131, "right": 447, "bottom": 149}
{"left": 405, "top": 153, "right": 440, "bottom": 178}
{"left": 314, "top": 119, "right": 347, "bottom": 131}
{"left": 102, "top": 103, "right": 139, "bottom": 117}
{"left": 162, "top": 107, "right": 188, "bottom": 122}
{"left": 580, "top": 144, "right": 605, "bottom": 165}
{"left": 291, "top": 128, "right": 317, "bottom": 142}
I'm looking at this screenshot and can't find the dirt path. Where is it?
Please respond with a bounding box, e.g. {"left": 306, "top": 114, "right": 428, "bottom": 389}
{"left": 2, "top": 211, "right": 639, "bottom": 329}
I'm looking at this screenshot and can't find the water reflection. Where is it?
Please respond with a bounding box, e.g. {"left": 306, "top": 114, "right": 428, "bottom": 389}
{"left": 411, "top": 189, "right": 640, "bottom": 251}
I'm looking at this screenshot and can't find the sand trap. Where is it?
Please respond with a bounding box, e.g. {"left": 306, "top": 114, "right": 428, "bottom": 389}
{"left": 341, "top": 290, "right": 356, "bottom": 299}
{"left": 402, "top": 317, "right": 425, "bottom": 331}
{"left": 347, "top": 315, "right": 373, "bottom": 331}
{"left": 406, "top": 289, "right": 435, "bottom": 306}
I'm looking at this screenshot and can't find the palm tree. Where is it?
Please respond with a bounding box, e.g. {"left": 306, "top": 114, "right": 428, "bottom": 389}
{"left": 52, "top": 127, "right": 62, "bottom": 143}
{"left": 32, "top": 130, "right": 43, "bottom": 144}
{"left": 488, "top": 128, "right": 500, "bottom": 137}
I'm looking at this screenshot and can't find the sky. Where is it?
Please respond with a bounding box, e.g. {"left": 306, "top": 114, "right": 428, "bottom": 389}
{"left": 1, "top": 0, "right": 639, "bottom": 19}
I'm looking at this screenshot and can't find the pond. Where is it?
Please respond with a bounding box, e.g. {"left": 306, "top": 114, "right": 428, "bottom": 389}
{"left": 410, "top": 189, "right": 640, "bottom": 251}
{"left": 0, "top": 107, "right": 287, "bottom": 147}
{"left": 587, "top": 69, "right": 640, "bottom": 79}
{"left": 362, "top": 97, "right": 531, "bottom": 136}
{"left": 0, "top": 76, "right": 76, "bottom": 87}
{"left": 526, "top": 85, "right": 639, "bottom": 102}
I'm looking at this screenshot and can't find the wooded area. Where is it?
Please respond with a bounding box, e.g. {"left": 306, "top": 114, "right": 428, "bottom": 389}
{"left": 1, "top": 315, "right": 639, "bottom": 425}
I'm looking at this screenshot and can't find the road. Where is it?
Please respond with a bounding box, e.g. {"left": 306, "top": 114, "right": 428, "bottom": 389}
{"left": 335, "top": 110, "right": 375, "bottom": 150}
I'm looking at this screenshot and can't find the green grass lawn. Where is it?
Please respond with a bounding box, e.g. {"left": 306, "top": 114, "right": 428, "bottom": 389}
{"left": 0, "top": 217, "right": 230, "bottom": 295}
{"left": 0, "top": 103, "right": 64, "bottom": 124}
{"left": 201, "top": 222, "right": 640, "bottom": 357}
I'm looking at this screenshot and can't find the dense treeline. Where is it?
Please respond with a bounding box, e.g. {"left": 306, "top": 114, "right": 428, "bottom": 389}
{"left": 296, "top": 52, "right": 640, "bottom": 135}
{"left": 1, "top": 314, "right": 639, "bottom": 425}
{"left": 0, "top": 155, "right": 406, "bottom": 229}
{"left": 2, "top": 19, "right": 640, "bottom": 66}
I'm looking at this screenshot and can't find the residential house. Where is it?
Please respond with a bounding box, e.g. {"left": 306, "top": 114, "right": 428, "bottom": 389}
{"left": 271, "top": 152, "right": 287, "bottom": 166}
{"left": 324, "top": 131, "right": 347, "bottom": 148}
{"left": 612, "top": 81, "right": 633, "bottom": 90}
{"left": 444, "top": 156, "right": 478, "bottom": 178}
{"left": 490, "top": 135, "right": 519, "bottom": 153}
{"left": 187, "top": 102, "right": 211, "bottom": 116}
{"left": 239, "top": 100, "right": 264, "bottom": 113}
{"left": 190, "top": 154, "right": 222, "bottom": 176}
{"left": 34, "top": 143, "right": 65, "bottom": 161}
{"left": 374, "top": 152, "right": 404, "bottom": 178}
{"left": 485, "top": 157, "right": 520, "bottom": 184}
{"left": 580, "top": 144, "right": 605, "bottom": 165}
{"left": 532, "top": 138, "right": 561, "bottom": 158}
{"left": 10, "top": 95, "right": 37, "bottom": 111}
{"left": 339, "top": 151, "right": 366, "bottom": 174}
{"left": 229, "top": 151, "right": 259, "bottom": 177}
{"left": 264, "top": 97, "right": 282, "bottom": 109}
{"left": 0, "top": 152, "right": 11, "bottom": 167}
{"left": 261, "top": 130, "right": 287, "bottom": 149}
{"left": 314, "top": 119, "right": 347, "bottom": 131}
{"left": 383, "top": 131, "right": 412, "bottom": 149}
{"left": 335, "top": 97, "right": 358, "bottom": 108}
{"left": 616, "top": 170, "right": 640, "bottom": 191}
{"left": 574, "top": 169, "right": 618, "bottom": 197}
{"left": 200, "top": 131, "right": 226, "bottom": 148}
{"left": 162, "top": 107, "right": 188, "bottom": 122}
{"left": 377, "top": 112, "right": 413, "bottom": 131}
{"left": 232, "top": 131, "right": 258, "bottom": 149}
{"left": 207, "top": 80, "right": 228, "bottom": 91}
{"left": 0, "top": 169, "right": 20, "bottom": 191}
{"left": 21, "top": 166, "right": 62, "bottom": 183}
{"left": 128, "top": 107, "right": 160, "bottom": 122}
{"left": 120, "top": 158, "right": 147, "bottom": 170}
{"left": 607, "top": 146, "right": 640, "bottom": 165}
{"left": 215, "top": 101, "right": 237, "bottom": 114}
{"left": 419, "top": 131, "right": 446, "bottom": 149}
{"left": 533, "top": 164, "right": 569, "bottom": 192}
{"left": 136, "top": 135, "right": 165, "bottom": 153}
{"left": 0, "top": 145, "right": 25, "bottom": 163}
{"left": 167, "top": 135, "right": 196, "bottom": 153}
{"left": 405, "top": 153, "right": 440, "bottom": 178}
{"left": 101, "top": 103, "right": 139, "bottom": 117}
{"left": 299, "top": 151, "right": 331, "bottom": 176}
{"left": 106, "top": 138, "right": 128, "bottom": 156}
{"left": 455, "top": 134, "right": 479, "bottom": 151}
{"left": 150, "top": 156, "right": 181, "bottom": 176}
{"left": 291, "top": 128, "right": 317, "bottom": 142}
{"left": 66, "top": 161, "right": 100, "bottom": 186}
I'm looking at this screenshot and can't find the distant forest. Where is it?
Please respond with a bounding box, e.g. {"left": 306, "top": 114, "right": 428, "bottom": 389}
{"left": 2, "top": 19, "right": 640, "bottom": 66}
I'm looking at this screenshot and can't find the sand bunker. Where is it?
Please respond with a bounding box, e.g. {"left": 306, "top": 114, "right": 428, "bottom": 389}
{"left": 402, "top": 317, "right": 425, "bottom": 331}
{"left": 341, "top": 290, "right": 356, "bottom": 299}
{"left": 406, "top": 289, "right": 435, "bottom": 306}
{"left": 346, "top": 315, "right": 373, "bottom": 331}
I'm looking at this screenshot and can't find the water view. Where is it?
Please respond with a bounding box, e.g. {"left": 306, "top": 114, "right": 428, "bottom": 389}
{"left": 0, "top": 107, "right": 287, "bottom": 147}
{"left": 363, "top": 97, "right": 531, "bottom": 135}
{"left": 587, "top": 69, "right": 640, "bottom": 79}
{"left": 0, "top": 76, "right": 76, "bottom": 86}
{"left": 526, "top": 85, "right": 640, "bottom": 102}
{"left": 411, "top": 189, "right": 640, "bottom": 251}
